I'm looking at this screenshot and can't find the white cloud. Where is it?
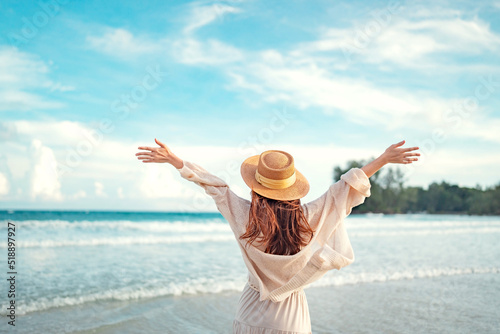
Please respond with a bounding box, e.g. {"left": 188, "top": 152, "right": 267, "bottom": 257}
{"left": 164, "top": 7, "right": 500, "bottom": 141}
{"left": 446, "top": 115, "right": 500, "bottom": 144}
{"left": 0, "top": 48, "right": 46, "bottom": 87}
{"left": 29, "top": 139, "right": 63, "bottom": 201}
{"left": 408, "top": 7, "right": 463, "bottom": 19}
{"left": 0, "top": 154, "right": 11, "bottom": 197}
{"left": 294, "top": 15, "right": 500, "bottom": 68}
{"left": 71, "top": 190, "right": 87, "bottom": 199}
{"left": 9, "top": 120, "right": 90, "bottom": 148}
{"left": 1, "top": 115, "right": 498, "bottom": 209}
{"left": 117, "top": 187, "right": 124, "bottom": 199}
{"left": 0, "top": 172, "right": 9, "bottom": 196}
{"left": 168, "top": 1, "right": 245, "bottom": 67}
{"left": 0, "top": 46, "right": 68, "bottom": 111}
{"left": 94, "top": 181, "right": 106, "bottom": 197}
{"left": 0, "top": 121, "right": 18, "bottom": 141}
{"left": 183, "top": 2, "right": 242, "bottom": 34}
{"left": 404, "top": 147, "right": 500, "bottom": 189}
{"left": 136, "top": 164, "right": 187, "bottom": 199}
{"left": 224, "top": 48, "right": 500, "bottom": 144}
{"left": 228, "top": 55, "right": 448, "bottom": 127}
{"left": 47, "top": 82, "right": 75, "bottom": 92}
{"left": 0, "top": 90, "right": 64, "bottom": 111}
{"left": 171, "top": 38, "right": 244, "bottom": 65}
{"left": 86, "top": 28, "right": 161, "bottom": 58}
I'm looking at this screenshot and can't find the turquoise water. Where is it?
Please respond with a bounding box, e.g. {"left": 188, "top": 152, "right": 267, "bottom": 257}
{"left": 0, "top": 211, "right": 499, "bottom": 333}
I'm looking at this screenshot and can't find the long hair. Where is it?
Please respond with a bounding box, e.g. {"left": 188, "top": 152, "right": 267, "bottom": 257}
{"left": 239, "top": 190, "right": 315, "bottom": 256}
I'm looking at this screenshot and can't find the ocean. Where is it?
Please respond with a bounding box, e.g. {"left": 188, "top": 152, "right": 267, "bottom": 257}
{"left": 0, "top": 211, "right": 499, "bottom": 333}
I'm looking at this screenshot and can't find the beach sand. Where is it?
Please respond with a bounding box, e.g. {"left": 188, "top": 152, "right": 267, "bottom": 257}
{"left": 17, "top": 273, "right": 499, "bottom": 334}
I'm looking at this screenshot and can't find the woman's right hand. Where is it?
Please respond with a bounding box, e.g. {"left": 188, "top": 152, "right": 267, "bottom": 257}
{"left": 135, "top": 138, "right": 184, "bottom": 168}
{"left": 361, "top": 140, "right": 419, "bottom": 178}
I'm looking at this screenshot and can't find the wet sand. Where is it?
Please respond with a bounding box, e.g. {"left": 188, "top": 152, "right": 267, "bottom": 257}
{"left": 17, "top": 273, "right": 500, "bottom": 334}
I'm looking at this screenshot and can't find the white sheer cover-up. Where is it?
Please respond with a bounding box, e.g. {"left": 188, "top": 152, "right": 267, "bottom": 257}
{"left": 175, "top": 161, "right": 371, "bottom": 332}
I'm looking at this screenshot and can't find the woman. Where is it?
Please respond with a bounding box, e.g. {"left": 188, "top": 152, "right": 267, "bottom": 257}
{"left": 135, "top": 139, "right": 419, "bottom": 333}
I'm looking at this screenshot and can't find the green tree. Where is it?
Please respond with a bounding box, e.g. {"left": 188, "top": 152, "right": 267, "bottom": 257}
{"left": 331, "top": 161, "right": 499, "bottom": 215}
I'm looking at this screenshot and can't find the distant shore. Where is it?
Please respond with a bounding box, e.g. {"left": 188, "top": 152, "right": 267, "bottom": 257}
{"left": 2, "top": 209, "right": 500, "bottom": 216}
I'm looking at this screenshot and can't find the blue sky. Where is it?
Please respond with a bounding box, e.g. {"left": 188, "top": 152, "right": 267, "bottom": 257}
{"left": 0, "top": 0, "right": 499, "bottom": 211}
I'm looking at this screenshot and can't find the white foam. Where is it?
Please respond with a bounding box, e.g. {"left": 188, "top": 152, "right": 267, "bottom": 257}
{"left": 7, "top": 234, "right": 234, "bottom": 248}
{"left": 6, "top": 218, "right": 499, "bottom": 234}
{"left": 347, "top": 220, "right": 500, "bottom": 230}
{"left": 311, "top": 267, "right": 500, "bottom": 288}
{"left": 350, "top": 227, "right": 500, "bottom": 237}
{"left": 0, "top": 277, "right": 248, "bottom": 316}
{"left": 1, "top": 219, "right": 230, "bottom": 233}
{"left": 3, "top": 267, "right": 498, "bottom": 316}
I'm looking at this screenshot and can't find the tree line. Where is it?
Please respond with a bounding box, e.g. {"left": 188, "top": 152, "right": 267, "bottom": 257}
{"left": 333, "top": 160, "right": 500, "bottom": 215}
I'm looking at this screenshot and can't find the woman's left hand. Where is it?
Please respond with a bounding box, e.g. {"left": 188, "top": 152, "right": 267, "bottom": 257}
{"left": 381, "top": 140, "right": 420, "bottom": 164}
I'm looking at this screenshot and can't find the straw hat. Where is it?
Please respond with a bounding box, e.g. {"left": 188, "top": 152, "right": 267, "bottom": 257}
{"left": 240, "top": 150, "right": 309, "bottom": 201}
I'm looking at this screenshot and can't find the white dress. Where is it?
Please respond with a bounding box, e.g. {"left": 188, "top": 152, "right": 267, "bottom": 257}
{"left": 233, "top": 281, "right": 312, "bottom": 334}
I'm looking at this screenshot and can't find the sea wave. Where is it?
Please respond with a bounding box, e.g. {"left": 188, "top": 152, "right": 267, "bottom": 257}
{"left": 3, "top": 218, "right": 499, "bottom": 234}
{"left": 4, "top": 234, "right": 235, "bottom": 248}
{"left": 0, "top": 219, "right": 230, "bottom": 232}
{"left": 347, "top": 220, "right": 500, "bottom": 230}
{"left": 3, "top": 266, "right": 498, "bottom": 316}
{"left": 1, "top": 277, "right": 247, "bottom": 316}
{"left": 4, "top": 226, "right": 499, "bottom": 248}
{"left": 350, "top": 227, "right": 500, "bottom": 237}
{"left": 311, "top": 267, "right": 500, "bottom": 288}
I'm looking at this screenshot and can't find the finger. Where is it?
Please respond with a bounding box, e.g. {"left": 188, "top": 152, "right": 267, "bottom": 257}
{"left": 138, "top": 146, "right": 154, "bottom": 152}
{"left": 394, "top": 140, "right": 405, "bottom": 147}
{"left": 155, "top": 138, "right": 166, "bottom": 148}
{"left": 136, "top": 152, "right": 153, "bottom": 156}
{"left": 403, "top": 152, "right": 421, "bottom": 157}
{"left": 402, "top": 146, "right": 419, "bottom": 152}
{"left": 137, "top": 156, "right": 153, "bottom": 160}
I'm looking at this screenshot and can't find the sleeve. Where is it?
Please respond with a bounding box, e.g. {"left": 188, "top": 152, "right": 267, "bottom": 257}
{"left": 302, "top": 168, "right": 371, "bottom": 221}
{"left": 176, "top": 161, "right": 249, "bottom": 236}
{"left": 176, "top": 161, "right": 229, "bottom": 202}
{"left": 337, "top": 168, "right": 371, "bottom": 217}
{"left": 297, "top": 168, "right": 370, "bottom": 277}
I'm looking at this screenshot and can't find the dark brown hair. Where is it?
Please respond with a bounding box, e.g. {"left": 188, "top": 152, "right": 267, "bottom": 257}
{"left": 239, "top": 190, "right": 315, "bottom": 256}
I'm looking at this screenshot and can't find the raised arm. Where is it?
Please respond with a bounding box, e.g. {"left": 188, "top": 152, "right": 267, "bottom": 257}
{"left": 135, "top": 138, "right": 184, "bottom": 169}
{"left": 135, "top": 138, "right": 250, "bottom": 236}
{"left": 361, "top": 140, "right": 420, "bottom": 178}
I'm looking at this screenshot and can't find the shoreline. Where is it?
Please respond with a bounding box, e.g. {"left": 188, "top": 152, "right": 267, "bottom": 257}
{"left": 14, "top": 272, "right": 500, "bottom": 334}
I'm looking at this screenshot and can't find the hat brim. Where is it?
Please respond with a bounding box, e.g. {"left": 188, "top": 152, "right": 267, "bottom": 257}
{"left": 240, "top": 155, "right": 310, "bottom": 201}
